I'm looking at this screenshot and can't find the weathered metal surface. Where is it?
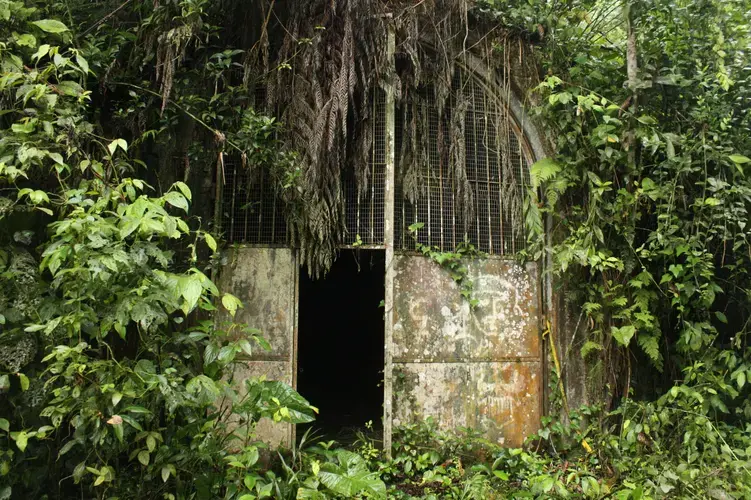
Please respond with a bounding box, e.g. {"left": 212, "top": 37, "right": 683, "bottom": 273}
{"left": 392, "top": 362, "right": 540, "bottom": 447}
{"left": 390, "top": 255, "right": 541, "bottom": 447}
{"left": 218, "top": 247, "right": 297, "bottom": 447}
{"left": 382, "top": 23, "right": 397, "bottom": 454}
{"left": 392, "top": 257, "right": 539, "bottom": 361}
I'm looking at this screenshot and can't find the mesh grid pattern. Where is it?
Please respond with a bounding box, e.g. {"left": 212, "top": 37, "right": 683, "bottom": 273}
{"left": 395, "top": 71, "right": 529, "bottom": 255}
{"left": 223, "top": 89, "right": 387, "bottom": 247}
{"left": 221, "top": 157, "right": 288, "bottom": 245}
{"left": 343, "top": 89, "right": 386, "bottom": 246}
{"left": 221, "top": 86, "right": 288, "bottom": 245}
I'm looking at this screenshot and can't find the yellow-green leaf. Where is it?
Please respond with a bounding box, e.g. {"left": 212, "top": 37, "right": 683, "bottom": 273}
{"left": 32, "top": 19, "right": 69, "bottom": 33}
{"left": 205, "top": 233, "right": 217, "bottom": 252}
{"left": 18, "top": 373, "right": 29, "bottom": 391}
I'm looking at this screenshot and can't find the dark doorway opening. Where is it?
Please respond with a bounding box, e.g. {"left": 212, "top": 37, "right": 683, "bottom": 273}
{"left": 297, "top": 250, "right": 385, "bottom": 442}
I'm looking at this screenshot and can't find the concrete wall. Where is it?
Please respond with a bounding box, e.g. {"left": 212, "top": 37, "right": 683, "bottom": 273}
{"left": 217, "top": 247, "right": 297, "bottom": 447}
{"left": 390, "top": 255, "right": 542, "bottom": 447}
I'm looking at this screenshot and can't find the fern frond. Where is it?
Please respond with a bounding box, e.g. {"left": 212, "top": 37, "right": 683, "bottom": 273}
{"left": 530, "top": 157, "right": 561, "bottom": 189}
{"left": 638, "top": 333, "right": 663, "bottom": 371}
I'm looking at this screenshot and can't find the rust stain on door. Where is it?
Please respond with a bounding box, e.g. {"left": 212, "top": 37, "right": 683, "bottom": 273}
{"left": 390, "top": 255, "right": 541, "bottom": 447}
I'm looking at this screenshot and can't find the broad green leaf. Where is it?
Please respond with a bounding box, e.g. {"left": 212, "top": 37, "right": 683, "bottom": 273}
{"left": 164, "top": 191, "right": 189, "bottom": 212}
{"left": 75, "top": 53, "right": 89, "bottom": 74}
{"left": 11, "top": 431, "right": 28, "bottom": 452}
{"left": 137, "top": 450, "right": 150, "bottom": 466}
{"left": 119, "top": 218, "right": 140, "bottom": 239}
{"left": 493, "top": 470, "right": 509, "bottom": 481}
{"left": 222, "top": 293, "right": 243, "bottom": 317}
{"left": 107, "top": 139, "right": 128, "bottom": 155}
{"left": 15, "top": 34, "right": 36, "bottom": 48}
{"left": 612, "top": 325, "right": 636, "bottom": 347}
{"left": 32, "top": 19, "right": 69, "bottom": 33}
{"left": 32, "top": 44, "right": 50, "bottom": 61}
{"left": 729, "top": 155, "right": 750, "bottom": 164}
{"left": 181, "top": 278, "right": 203, "bottom": 311}
{"left": 55, "top": 81, "right": 83, "bottom": 97}
{"left": 173, "top": 181, "right": 192, "bottom": 201}
{"left": 119, "top": 415, "right": 142, "bottom": 431}
{"left": 11, "top": 121, "right": 34, "bottom": 134}
{"left": 0, "top": 418, "right": 9, "bottom": 432}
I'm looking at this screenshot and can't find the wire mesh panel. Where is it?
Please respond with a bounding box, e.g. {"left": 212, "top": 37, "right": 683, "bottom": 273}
{"left": 221, "top": 157, "right": 288, "bottom": 245}
{"left": 342, "top": 88, "right": 387, "bottom": 246}
{"left": 395, "top": 70, "right": 529, "bottom": 256}
{"left": 222, "top": 87, "right": 387, "bottom": 247}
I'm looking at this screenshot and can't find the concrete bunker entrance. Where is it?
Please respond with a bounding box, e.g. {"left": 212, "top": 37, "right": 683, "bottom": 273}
{"left": 297, "top": 249, "right": 385, "bottom": 441}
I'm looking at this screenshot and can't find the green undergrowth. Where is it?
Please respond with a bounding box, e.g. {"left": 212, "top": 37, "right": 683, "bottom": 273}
{"left": 261, "top": 399, "right": 751, "bottom": 500}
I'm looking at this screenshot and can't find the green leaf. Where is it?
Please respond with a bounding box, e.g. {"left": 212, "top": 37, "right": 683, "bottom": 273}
{"left": 107, "top": 139, "right": 128, "bottom": 155}
{"left": 243, "top": 475, "right": 257, "bottom": 490}
{"left": 119, "top": 218, "right": 140, "bottom": 239}
{"left": 122, "top": 405, "right": 150, "bottom": 414}
{"left": 729, "top": 155, "right": 750, "bottom": 164}
{"left": 715, "top": 311, "right": 728, "bottom": 324}
{"left": 112, "top": 423, "right": 123, "bottom": 443}
{"left": 636, "top": 115, "right": 658, "bottom": 125}
{"left": 119, "top": 415, "right": 142, "bottom": 431}
{"left": 0, "top": 418, "right": 9, "bottom": 432}
{"left": 137, "top": 450, "right": 150, "bottom": 466}
{"left": 18, "top": 374, "right": 29, "bottom": 391}
{"left": 493, "top": 470, "right": 509, "bottom": 481}
{"left": 58, "top": 439, "right": 77, "bottom": 457}
{"left": 75, "top": 53, "right": 89, "bottom": 74}
{"left": 32, "top": 19, "right": 69, "bottom": 33}
{"left": 16, "top": 34, "right": 36, "bottom": 48}
{"left": 173, "top": 181, "right": 192, "bottom": 201}
{"left": 164, "top": 191, "right": 189, "bottom": 212}
{"left": 56, "top": 81, "right": 83, "bottom": 97}
{"left": 205, "top": 233, "right": 217, "bottom": 252}
{"left": 32, "top": 44, "right": 50, "bottom": 61}
{"left": 161, "top": 466, "right": 171, "bottom": 483}
{"left": 11, "top": 121, "right": 34, "bottom": 134}
{"left": 222, "top": 293, "right": 243, "bottom": 317}
{"left": 612, "top": 325, "right": 636, "bottom": 347}
{"left": 11, "top": 431, "right": 28, "bottom": 452}
{"left": 181, "top": 278, "right": 203, "bottom": 312}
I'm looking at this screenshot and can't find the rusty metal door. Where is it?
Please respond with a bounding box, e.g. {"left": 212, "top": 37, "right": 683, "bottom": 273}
{"left": 217, "top": 247, "right": 298, "bottom": 447}
{"left": 388, "top": 256, "right": 542, "bottom": 447}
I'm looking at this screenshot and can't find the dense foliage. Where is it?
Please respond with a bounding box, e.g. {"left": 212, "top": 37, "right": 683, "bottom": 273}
{"left": 0, "top": 2, "right": 316, "bottom": 498}
{"left": 1, "top": 0, "right": 751, "bottom": 499}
